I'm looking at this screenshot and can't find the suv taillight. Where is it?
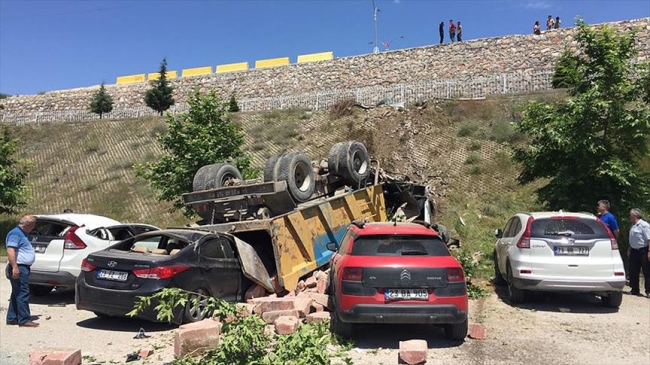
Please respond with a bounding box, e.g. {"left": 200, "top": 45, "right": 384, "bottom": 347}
{"left": 133, "top": 265, "right": 189, "bottom": 280}
{"left": 597, "top": 219, "right": 618, "bottom": 250}
{"left": 516, "top": 217, "right": 534, "bottom": 249}
{"left": 64, "top": 225, "right": 87, "bottom": 249}
{"left": 447, "top": 267, "right": 465, "bottom": 282}
{"left": 342, "top": 267, "right": 363, "bottom": 281}
{"left": 80, "top": 258, "right": 96, "bottom": 272}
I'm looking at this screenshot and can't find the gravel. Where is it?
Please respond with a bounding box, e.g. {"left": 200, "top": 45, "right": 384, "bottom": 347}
{"left": 1, "top": 262, "right": 648, "bottom": 365}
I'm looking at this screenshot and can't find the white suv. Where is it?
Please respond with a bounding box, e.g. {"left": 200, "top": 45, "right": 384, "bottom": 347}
{"left": 28, "top": 213, "right": 158, "bottom": 295}
{"left": 493, "top": 212, "right": 626, "bottom": 308}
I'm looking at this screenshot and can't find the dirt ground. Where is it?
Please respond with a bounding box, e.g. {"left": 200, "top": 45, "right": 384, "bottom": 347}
{"left": 1, "top": 262, "right": 649, "bottom": 365}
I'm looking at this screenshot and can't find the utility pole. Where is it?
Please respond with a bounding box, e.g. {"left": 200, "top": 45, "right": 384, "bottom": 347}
{"left": 372, "top": 0, "right": 380, "bottom": 54}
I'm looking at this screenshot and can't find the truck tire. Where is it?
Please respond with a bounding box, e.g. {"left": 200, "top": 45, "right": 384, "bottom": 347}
{"left": 193, "top": 163, "right": 243, "bottom": 192}
{"left": 277, "top": 152, "right": 315, "bottom": 203}
{"left": 329, "top": 141, "right": 370, "bottom": 186}
{"left": 263, "top": 153, "right": 284, "bottom": 182}
{"left": 327, "top": 142, "right": 348, "bottom": 177}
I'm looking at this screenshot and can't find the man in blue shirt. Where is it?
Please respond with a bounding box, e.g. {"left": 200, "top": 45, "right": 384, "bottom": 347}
{"left": 5, "top": 215, "right": 38, "bottom": 327}
{"left": 627, "top": 208, "right": 650, "bottom": 297}
{"left": 597, "top": 200, "right": 619, "bottom": 239}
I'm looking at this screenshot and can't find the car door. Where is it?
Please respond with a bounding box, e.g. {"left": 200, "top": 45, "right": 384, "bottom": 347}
{"left": 196, "top": 237, "right": 241, "bottom": 302}
{"left": 30, "top": 218, "right": 74, "bottom": 272}
{"left": 496, "top": 217, "right": 517, "bottom": 273}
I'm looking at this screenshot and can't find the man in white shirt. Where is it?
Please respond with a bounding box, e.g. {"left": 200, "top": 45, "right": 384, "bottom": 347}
{"left": 627, "top": 208, "right": 650, "bottom": 297}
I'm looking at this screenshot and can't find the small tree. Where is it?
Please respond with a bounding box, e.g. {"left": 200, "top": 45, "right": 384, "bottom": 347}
{"left": 228, "top": 94, "right": 240, "bottom": 112}
{"left": 89, "top": 82, "right": 113, "bottom": 119}
{"left": 136, "top": 90, "right": 251, "bottom": 217}
{"left": 145, "top": 58, "right": 175, "bottom": 116}
{"left": 513, "top": 19, "right": 650, "bottom": 213}
{"left": 0, "top": 93, "right": 8, "bottom": 110}
{"left": 0, "top": 126, "right": 29, "bottom": 214}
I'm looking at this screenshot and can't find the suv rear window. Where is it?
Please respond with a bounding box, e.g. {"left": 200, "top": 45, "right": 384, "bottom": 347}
{"left": 351, "top": 235, "right": 450, "bottom": 256}
{"left": 531, "top": 218, "right": 610, "bottom": 240}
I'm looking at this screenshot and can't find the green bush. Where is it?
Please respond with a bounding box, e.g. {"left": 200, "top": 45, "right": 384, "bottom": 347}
{"left": 465, "top": 153, "right": 482, "bottom": 165}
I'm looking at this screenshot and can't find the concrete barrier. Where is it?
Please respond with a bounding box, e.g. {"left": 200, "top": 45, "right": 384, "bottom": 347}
{"left": 255, "top": 57, "right": 290, "bottom": 69}
{"left": 216, "top": 62, "right": 249, "bottom": 73}
{"left": 297, "top": 51, "right": 334, "bottom": 63}
{"left": 181, "top": 66, "right": 212, "bottom": 77}
{"left": 116, "top": 74, "right": 146, "bottom": 84}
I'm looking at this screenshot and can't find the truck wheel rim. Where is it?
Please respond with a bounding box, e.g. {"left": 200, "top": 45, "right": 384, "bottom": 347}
{"left": 294, "top": 162, "right": 313, "bottom": 192}
{"left": 351, "top": 150, "right": 368, "bottom": 175}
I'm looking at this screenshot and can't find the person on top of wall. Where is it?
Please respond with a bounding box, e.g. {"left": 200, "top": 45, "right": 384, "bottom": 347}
{"left": 555, "top": 16, "right": 561, "bottom": 29}
{"left": 457, "top": 21, "right": 463, "bottom": 42}
{"left": 439, "top": 21, "right": 445, "bottom": 44}
{"left": 449, "top": 19, "right": 457, "bottom": 42}
{"left": 533, "top": 21, "right": 541, "bottom": 35}
{"left": 546, "top": 15, "right": 555, "bottom": 30}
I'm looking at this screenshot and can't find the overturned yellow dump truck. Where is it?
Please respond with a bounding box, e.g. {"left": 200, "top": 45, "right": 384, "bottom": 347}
{"left": 181, "top": 141, "right": 437, "bottom": 293}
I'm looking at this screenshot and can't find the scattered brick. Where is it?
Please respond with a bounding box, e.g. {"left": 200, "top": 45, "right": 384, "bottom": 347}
{"left": 139, "top": 348, "right": 154, "bottom": 359}
{"left": 311, "top": 302, "right": 324, "bottom": 312}
{"left": 262, "top": 309, "right": 300, "bottom": 324}
{"left": 245, "top": 284, "right": 268, "bottom": 301}
{"left": 29, "top": 349, "right": 81, "bottom": 365}
{"left": 274, "top": 316, "right": 301, "bottom": 335}
{"left": 306, "top": 312, "right": 331, "bottom": 324}
{"left": 399, "top": 340, "right": 428, "bottom": 365}
{"left": 469, "top": 324, "right": 487, "bottom": 340}
{"left": 316, "top": 275, "right": 328, "bottom": 294}
{"left": 301, "top": 292, "right": 330, "bottom": 309}
{"left": 174, "top": 319, "right": 221, "bottom": 359}
{"left": 305, "top": 276, "right": 317, "bottom": 288}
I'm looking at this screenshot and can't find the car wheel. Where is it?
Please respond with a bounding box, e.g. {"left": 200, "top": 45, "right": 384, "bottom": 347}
{"left": 493, "top": 251, "right": 506, "bottom": 286}
{"left": 263, "top": 153, "right": 284, "bottom": 182}
{"left": 276, "top": 152, "right": 316, "bottom": 203}
{"left": 330, "top": 310, "right": 353, "bottom": 339}
{"left": 601, "top": 292, "right": 623, "bottom": 308}
{"left": 444, "top": 319, "right": 468, "bottom": 341}
{"left": 29, "top": 284, "right": 54, "bottom": 296}
{"left": 192, "top": 163, "right": 243, "bottom": 192}
{"left": 506, "top": 263, "right": 526, "bottom": 304}
{"left": 183, "top": 287, "right": 213, "bottom": 323}
{"left": 93, "top": 311, "right": 111, "bottom": 319}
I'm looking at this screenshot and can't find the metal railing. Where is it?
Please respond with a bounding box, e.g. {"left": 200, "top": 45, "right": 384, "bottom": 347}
{"left": 0, "top": 70, "right": 555, "bottom": 125}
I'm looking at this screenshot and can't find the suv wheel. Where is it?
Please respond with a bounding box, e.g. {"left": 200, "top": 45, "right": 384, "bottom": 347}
{"left": 331, "top": 310, "right": 353, "bottom": 339}
{"left": 601, "top": 292, "right": 623, "bottom": 308}
{"left": 493, "top": 251, "right": 506, "bottom": 286}
{"left": 506, "top": 264, "right": 526, "bottom": 304}
{"left": 444, "top": 319, "right": 468, "bottom": 341}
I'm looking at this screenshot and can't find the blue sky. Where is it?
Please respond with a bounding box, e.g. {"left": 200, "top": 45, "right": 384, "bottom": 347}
{"left": 1, "top": 0, "right": 648, "bottom": 95}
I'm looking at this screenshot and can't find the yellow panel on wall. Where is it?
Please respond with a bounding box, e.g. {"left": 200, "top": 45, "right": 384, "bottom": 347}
{"left": 297, "top": 52, "right": 334, "bottom": 63}
{"left": 116, "top": 74, "right": 146, "bottom": 84}
{"left": 148, "top": 71, "right": 178, "bottom": 80}
{"left": 216, "top": 62, "right": 250, "bottom": 73}
{"left": 182, "top": 66, "right": 213, "bottom": 77}
{"left": 255, "top": 57, "right": 290, "bottom": 69}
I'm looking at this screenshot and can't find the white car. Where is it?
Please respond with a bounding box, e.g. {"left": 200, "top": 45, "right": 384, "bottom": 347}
{"left": 493, "top": 212, "right": 625, "bottom": 308}
{"left": 28, "top": 213, "right": 159, "bottom": 295}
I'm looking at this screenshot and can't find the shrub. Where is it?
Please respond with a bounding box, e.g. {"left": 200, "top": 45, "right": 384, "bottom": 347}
{"left": 330, "top": 98, "right": 356, "bottom": 119}
{"left": 465, "top": 153, "right": 481, "bottom": 165}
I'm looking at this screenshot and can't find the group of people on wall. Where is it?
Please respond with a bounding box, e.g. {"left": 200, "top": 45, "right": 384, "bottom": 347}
{"left": 534, "top": 15, "right": 562, "bottom": 34}
{"left": 439, "top": 19, "right": 463, "bottom": 44}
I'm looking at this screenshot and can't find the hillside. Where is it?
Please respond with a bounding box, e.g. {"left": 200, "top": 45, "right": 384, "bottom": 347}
{"left": 2, "top": 91, "right": 571, "bottom": 262}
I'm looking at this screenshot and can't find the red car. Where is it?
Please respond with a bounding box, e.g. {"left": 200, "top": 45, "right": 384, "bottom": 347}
{"left": 327, "top": 221, "right": 468, "bottom": 340}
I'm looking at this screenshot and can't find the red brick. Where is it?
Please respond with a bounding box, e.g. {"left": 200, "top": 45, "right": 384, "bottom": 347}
{"left": 311, "top": 302, "right": 324, "bottom": 312}
{"left": 270, "top": 275, "right": 283, "bottom": 293}
{"left": 262, "top": 309, "right": 300, "bottom": 324}
{"left": 236, "top": 303, "right": 256, "bottom": 317}
{"left": 316, "top": 275, "right": 328, "bottom": 294}
{"left": 274, "top": 316, "right": 301, "bottom": 335}
{"left": 304, "top": 276, "right": 317, "bottom": 288}
{"left": 399, "top": 340, "right": 428, "bottom": 365}
{"left": 174, "top": 319, "right": 221, "bottom": 359}
{"left": 295, "top": 280, "right": 307, "bottom": 294}
{"left": 254, "top": 297, "right": 312, "bottom": 317}
{"left": 469, "top": 324, "right": 487, "bottom": 340}
{"left": 29, "top": 350, "right": 81, "bottom": 365}
{"left": 245, "top": 284, "right": 268, "bottom": 301}
{"left": 139, "top": 348, "right": 154, "bottom": 359}
{"left": 302, "top": 293, "right": 330, "bottom": 309}
{"left": 306, "top": 312, "right": 331, "bottom": 324}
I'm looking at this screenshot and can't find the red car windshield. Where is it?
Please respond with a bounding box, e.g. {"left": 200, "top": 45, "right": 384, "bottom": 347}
{"left": 350, "top": 235, "right": 450, "bottom": 256}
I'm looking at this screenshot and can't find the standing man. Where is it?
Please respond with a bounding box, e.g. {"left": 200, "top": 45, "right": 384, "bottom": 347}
{"left": 597, "top": 200, "right": 620, "bottom": 239}
{"left": 627, "top": 208, "right": 650, "bottom": 297}
{"left": 449, "top": 19, "right": 457, "bottom": 42}
{"left": 555, "top": 16, "right": 561, "bottom": 29}
{"left": 5, "top": 215, "right": 38, "bottom": 327}
{"left": 439, "top": 22, "right": 444, "bottom": 44}
{"left": 457, "top": 21, "right": 463, "bottom": 42}
{"left": 546, "top": 15, "right": 555, "bottom": 30}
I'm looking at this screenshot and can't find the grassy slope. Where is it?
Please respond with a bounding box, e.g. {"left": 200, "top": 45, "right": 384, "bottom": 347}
{"left": 1, "top": 91, "right": 569, "bottom": 275}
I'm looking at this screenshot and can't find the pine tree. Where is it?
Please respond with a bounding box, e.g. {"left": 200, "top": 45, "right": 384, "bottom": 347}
{"left": 228, "top": 94, "right": 240, "bottom": 112}
{"left": 89, "top": 82, "right": 113, "bottom": 119}
{"left": 145, "top": 58, "right": 175, "bottom": 115}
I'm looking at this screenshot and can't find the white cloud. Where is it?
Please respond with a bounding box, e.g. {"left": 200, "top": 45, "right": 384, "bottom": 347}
{"left": 521, "top": 1, "right": 552, "bottom": 9}
{"left": 394, "top": 0, "right": 401, "bottom": 4}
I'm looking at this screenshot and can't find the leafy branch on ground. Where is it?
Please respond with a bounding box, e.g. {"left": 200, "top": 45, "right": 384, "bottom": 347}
{"left": 128, "top": 288, "right": 353, "bottom": 365}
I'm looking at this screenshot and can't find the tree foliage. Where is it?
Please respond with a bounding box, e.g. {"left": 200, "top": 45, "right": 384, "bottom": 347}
{"left": 228, "top": 94, "right": 240, "bottom": 113}
{"left": 514, "top": 19, "right": 650, "bottom": 213}
{"left": 136, "top": 90, "right": 251, "bottom": 217}
{"left": 144, "top": 58, "right": 175, "bottom": 115}
{"left": 89, "top": 82, "right": 114, "bottom": 119}
{"left": 0, "top": 126, "right": 29, "bottom": 214}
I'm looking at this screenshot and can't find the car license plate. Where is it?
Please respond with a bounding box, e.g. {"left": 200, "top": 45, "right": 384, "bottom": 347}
{"left": 97, "top": 269, "right": 128, "bottom": 282}
{"left": 33, "top": 245, "right": 47, "bottom": 253}
{"left": 384, "top": 289, "right": 428, "bottom": 300}
{"left": 554, "top": 246, "right": 589, "bottom": 256}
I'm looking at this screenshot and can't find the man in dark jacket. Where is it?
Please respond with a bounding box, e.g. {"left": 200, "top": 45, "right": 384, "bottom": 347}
{"left": 439, "top": 22, "right": 444, "bottom": 44}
